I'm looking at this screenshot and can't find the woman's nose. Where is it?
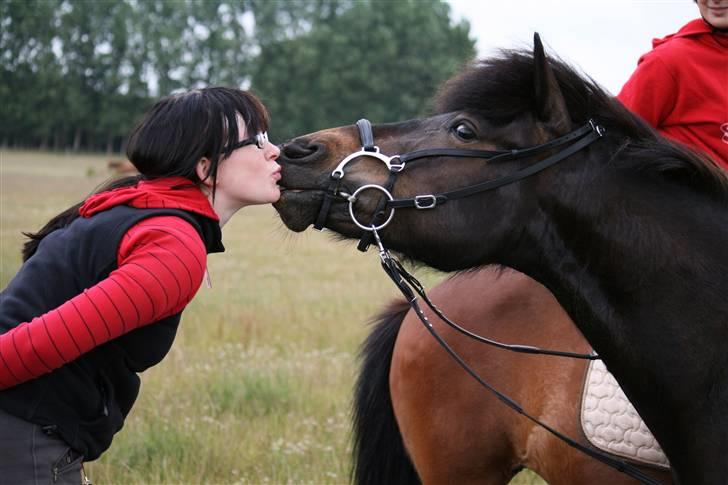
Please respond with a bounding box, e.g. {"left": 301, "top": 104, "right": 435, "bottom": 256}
{"left": 268, "top": 141, "right": 281, "bottom": 160}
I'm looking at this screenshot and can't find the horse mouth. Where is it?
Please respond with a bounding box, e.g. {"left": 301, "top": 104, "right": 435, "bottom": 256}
{"left": 274, "top": 186, "right": 325, "bottom": 232}
{"left": 274, "top": 139, "right": 339, "bottom": 231}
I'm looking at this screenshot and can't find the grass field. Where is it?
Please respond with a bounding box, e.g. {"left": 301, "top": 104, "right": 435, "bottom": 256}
{"left": 0, "top": 150, "right": 545, "bottom": 484}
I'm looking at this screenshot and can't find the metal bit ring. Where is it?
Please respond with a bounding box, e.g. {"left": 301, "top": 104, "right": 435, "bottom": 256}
{"left": 347, "top": 184, "right": 395, "bottom": 232}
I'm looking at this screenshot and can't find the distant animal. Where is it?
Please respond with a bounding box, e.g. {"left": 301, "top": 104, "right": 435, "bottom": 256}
{"left": 107, "top": 159, "right": 137, "bottom": 174}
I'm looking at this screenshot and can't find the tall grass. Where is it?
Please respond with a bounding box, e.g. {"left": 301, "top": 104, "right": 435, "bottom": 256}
{"left": 0, "top": 150, "right": 544, "bottom": 484}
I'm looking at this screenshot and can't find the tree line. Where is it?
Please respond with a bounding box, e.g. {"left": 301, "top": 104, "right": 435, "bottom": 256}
{"left": 1, "top": 0, "right": 475, "bottom": 152}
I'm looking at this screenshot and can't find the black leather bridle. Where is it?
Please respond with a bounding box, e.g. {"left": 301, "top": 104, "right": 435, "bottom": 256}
{"left": 314, "top": 119, "right": 665, "bottom": 485}
{"left": 313, "top": 118, "right": 604, "bottom": 236}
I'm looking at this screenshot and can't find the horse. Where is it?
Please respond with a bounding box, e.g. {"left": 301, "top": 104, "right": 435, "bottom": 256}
{"left": 273, "top": 34, "right": 728, "bottom": 484}
{"left": 358, "top": 266, "right": 672, "bottom": 484}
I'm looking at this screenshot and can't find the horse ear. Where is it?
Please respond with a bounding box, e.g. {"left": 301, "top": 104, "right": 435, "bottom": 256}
{"left": 532, "top": 33, "right": 571, "bottom": 135}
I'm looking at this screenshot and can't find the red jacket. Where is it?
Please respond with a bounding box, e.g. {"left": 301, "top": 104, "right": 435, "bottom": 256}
{"left": 0, "top": 177, "right": 218, "bottom": 389}
{"left": 618, "top": 19, "right": 728, "bottom": 169}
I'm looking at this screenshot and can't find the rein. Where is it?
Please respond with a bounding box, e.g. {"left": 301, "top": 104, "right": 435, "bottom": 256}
{"left": 372, "top": 232, "right": 662, "bottom": 485}
{"left": 319, "top": 119, "right": 664, "bottom": 485}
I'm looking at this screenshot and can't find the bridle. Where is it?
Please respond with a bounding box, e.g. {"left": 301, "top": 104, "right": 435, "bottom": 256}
{"left": 315, "top": 119, "right": 664, "bottom": 485}
{"left": 313, "top": 118, "right": 605, "bottom": 234}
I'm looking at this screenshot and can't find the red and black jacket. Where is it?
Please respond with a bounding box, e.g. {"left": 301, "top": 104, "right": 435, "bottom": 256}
{"left": 0, "top": 178, "right": 223, "bottom": 460}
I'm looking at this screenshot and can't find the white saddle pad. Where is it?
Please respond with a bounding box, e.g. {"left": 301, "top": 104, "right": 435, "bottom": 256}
{"left": 580, "top": 359, "right": 669, "bottom": 469}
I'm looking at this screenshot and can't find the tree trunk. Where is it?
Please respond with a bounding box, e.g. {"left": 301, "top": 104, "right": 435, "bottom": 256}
{"left": 53, "top": 129, "right": 63, "bottom": 151}
{"left": 73, "top": 128, "right": 82, "bottom": 152}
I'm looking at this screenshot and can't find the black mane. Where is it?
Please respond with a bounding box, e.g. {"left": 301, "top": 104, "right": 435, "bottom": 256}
{"left": 434, "top": 49, "right": 728, "bottom": 201}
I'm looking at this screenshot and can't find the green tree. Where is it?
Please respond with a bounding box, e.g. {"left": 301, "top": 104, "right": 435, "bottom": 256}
{"left": 0, "top": 0, "right": 62, "bottom": 148}
{"left": 251, "top": 0, "right": 475, "bottom": 141}
{"left": 1, "top": 0, "right": 474, "bottom": 151}
{"left": 1, "top": 0, "right": 259, "bottom": 151}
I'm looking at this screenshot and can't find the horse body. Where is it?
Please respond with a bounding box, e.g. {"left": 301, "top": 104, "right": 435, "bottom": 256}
{"left": 390, "top": 268, "right": 609, "bottom": 484}
{"left": 377, "top": 267, "right": 671, "bottom": 484}
{"left": 274, "top": 35, "right": 728, "bottom": 483}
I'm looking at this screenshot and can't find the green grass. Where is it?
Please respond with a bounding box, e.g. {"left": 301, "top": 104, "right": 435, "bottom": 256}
{"left": 0, "top": 150, "right": 545, "bottom": 484}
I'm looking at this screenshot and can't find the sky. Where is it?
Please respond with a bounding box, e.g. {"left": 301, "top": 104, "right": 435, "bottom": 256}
{"left": 446, "top": 0, "right": 698, "bottom": 94}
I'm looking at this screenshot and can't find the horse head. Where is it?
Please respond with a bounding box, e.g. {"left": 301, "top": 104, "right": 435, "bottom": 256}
{"left": 274, "top": 34, "right": 612, "bottom": 271}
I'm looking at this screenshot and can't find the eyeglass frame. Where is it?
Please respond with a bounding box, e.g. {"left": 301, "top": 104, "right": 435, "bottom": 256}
{"left": 223, "top": 131, "right": 269, "bottom": 152}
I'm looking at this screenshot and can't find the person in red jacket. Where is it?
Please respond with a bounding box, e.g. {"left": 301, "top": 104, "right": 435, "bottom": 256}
{"left": 0, "top": 87, "right": 281, "bottom": 484}
{"left": 617, "top": 0, "right": 728, "bottom": 169}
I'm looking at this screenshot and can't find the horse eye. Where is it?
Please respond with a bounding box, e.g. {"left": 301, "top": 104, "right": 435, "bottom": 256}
{"left": 453, "top": 123, "right": 477, "bottom": 141}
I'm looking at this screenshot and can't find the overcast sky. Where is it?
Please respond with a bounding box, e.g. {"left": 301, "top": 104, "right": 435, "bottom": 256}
{"left": 446, "top": 0, "right": 699, "bottom": 94}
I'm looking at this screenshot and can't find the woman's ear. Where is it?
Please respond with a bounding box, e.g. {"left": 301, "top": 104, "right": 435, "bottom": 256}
{"left": 196, "top": 157, "right": 214, "bottom": 188}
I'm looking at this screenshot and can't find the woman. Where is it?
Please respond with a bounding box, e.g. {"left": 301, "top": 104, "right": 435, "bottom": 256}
{"left": 0, "top": 87, "right": 281, "bottom": 484}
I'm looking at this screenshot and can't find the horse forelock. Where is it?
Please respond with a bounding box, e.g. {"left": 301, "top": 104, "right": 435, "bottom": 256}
{"left": 433, "top": 49, "right": 728, "bottom": 202}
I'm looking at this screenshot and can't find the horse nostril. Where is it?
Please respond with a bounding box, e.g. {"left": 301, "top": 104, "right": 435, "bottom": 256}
{"left": 282, "top": 140, "right": 319, "bottom": 160}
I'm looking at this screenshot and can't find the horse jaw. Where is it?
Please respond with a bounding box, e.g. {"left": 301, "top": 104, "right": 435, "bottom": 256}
{"left": 273, "top": 190, "right": 322, "bottom": 232}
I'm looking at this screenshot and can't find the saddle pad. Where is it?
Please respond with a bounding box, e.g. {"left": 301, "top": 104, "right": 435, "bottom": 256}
{"left": 580, "top": 359, "right": 670, "bottom": 469}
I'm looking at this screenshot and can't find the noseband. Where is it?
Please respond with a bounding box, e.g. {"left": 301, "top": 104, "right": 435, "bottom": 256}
{"left": 313, "top": 119, "right": 662, "bottom": 485}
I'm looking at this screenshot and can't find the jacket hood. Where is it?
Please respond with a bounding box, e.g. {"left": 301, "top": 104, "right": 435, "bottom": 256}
{"left": 79, "top": 176, "right": 219, "bottom": 221}
{"left": 652, "top": 18, "right": 714, "bottom": 48}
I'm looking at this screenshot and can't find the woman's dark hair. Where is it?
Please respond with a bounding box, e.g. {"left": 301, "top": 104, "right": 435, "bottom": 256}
{"left": 126, "top": 87, "right": 269, "bottom": 191}
{"left": 22, "top": 87, "right": 269, "bottom": 261}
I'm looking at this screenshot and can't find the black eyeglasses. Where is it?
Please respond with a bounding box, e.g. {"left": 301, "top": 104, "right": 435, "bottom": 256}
{"left": 223, "top": 131, "right": 269, "bottom": 152}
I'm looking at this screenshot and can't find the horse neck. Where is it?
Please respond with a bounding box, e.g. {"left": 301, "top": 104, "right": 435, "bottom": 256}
{"left": 515, "top": 163, "right": 728, "bottom": 351}
{"left": 502, "top": 158, "right": 728, "bottom": 460}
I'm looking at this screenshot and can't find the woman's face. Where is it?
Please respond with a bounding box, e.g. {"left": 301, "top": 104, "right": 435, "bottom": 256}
{"left": 215, "top": 122, "right": 282, "bottom": 209}
{"left": 698, "top": 0, "right": 728, "bottom": 29}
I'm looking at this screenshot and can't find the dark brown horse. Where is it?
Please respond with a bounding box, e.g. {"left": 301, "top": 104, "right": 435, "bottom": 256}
{"left": 274, "top": 35, "right": 728, "bottom": 484}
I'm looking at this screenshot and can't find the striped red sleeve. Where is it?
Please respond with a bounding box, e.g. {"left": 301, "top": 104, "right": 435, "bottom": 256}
{"left": 0, "top": 216, "right": 207, "bottom": 390}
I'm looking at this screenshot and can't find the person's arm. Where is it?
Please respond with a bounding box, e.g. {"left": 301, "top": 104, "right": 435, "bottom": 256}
{"left": 0, "top": 216, "right": 207, "bottom": 389}
{"left": 617, "top": 53, "right": 678, "bottom": 129}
